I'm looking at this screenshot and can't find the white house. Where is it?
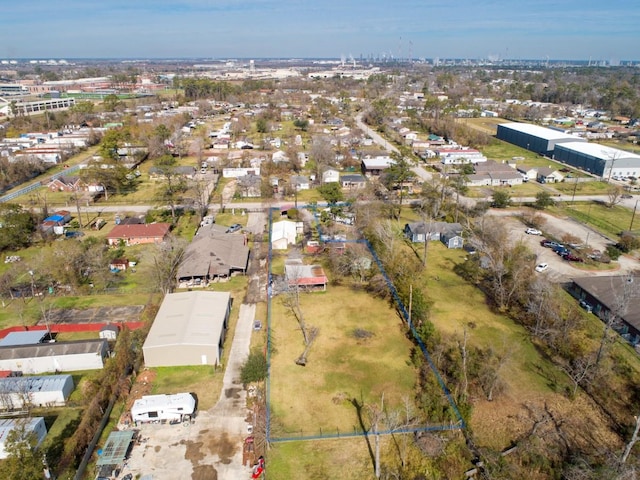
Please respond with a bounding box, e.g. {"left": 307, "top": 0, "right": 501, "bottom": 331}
{"left": 131, "top": 393, "right": 196, "bottom": 424}
{"left": 437, "top": 148, "right": 487, "bottom": 165}
{"left": 0, "top": 375, "right": 75, "bottom": 409}
{"left": 272, "top": 150, "right": 289, "bottom": 163}
{"left": 322, "top": 168, "right": 340, "bottom": 184}
{"left": 222, "top": 167, "right": 260, "bottom": 178}
{"left": 271, "top": 220, "right": 303, "bottom": 250}
{"left": 291, "top": 175, "right": 310, "bottom": 190}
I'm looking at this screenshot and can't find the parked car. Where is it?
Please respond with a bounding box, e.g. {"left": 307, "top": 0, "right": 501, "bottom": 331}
{"left": 226, "top": 223, "right": 242, "bottom": 233}
{"left": 562, "top": 252, "right": 584, "bottom": 262}
{"left": 622, "top": 194, "right": 633, "bottom": 199}
{"left": 541, "top": 240, "right": 560, "bottom": 248}
{"left": 535, "top": 263, "right": 549, "bottom": 272}
{"left": 253, "top": 320, "right": 262, "bottom": 331}
{"left": 526, "top": 228, "right": 542, "bottom": 235}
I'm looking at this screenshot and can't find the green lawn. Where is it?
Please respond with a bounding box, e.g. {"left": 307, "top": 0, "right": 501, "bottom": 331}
{"left": 269, "top": 284, "right": 417, "bottom": 436}
{"left": 151, "top": 365, "right": 219, "bottom": 410}
{"left": 553, "top": 202, "right": 638, "bottom": 238}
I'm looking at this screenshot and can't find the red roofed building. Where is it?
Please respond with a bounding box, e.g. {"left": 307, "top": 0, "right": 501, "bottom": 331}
{"left": 106, "top": 223, "right": 171, "bottom": 246}
{"left": 285, "top": 261, "right": 328, "bottom": 291}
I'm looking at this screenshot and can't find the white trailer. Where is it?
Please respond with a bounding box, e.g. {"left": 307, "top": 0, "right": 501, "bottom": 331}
{"left": 131, "top": 393, "right": 196, "bottom": 424}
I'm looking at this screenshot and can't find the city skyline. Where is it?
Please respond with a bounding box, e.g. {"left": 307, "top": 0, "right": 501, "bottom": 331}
{"left": 2, "top": 0, "right": 638, "bottom": 62}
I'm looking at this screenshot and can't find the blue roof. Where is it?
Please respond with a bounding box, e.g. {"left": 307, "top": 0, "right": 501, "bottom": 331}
{"left": 44, "top": 214, "right": 65, "bottom": 222}
{"left": 0, "top": 330, "right": 48, "bottom": 347}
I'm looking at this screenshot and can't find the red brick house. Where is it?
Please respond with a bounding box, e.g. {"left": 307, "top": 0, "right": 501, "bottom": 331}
{"left": 106, "top": 223, "right": 171, "bottom": 246}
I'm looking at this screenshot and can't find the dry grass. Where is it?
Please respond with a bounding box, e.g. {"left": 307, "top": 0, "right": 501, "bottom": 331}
{"left": 269, "top": 285, "right": 417, "bottom": 436}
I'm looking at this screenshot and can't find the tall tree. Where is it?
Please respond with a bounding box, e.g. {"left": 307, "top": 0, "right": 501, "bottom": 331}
{"left": 2, "top": 421, "right": 46, "bottom": 480}
{"left": 0, "top": 204, "right": 35, "bottom": 252}
{"left": 153, "top": 154, "right": 187, "bottom": 223}
{"left": 381, "top": 152, "right": 414, "bottom": 218}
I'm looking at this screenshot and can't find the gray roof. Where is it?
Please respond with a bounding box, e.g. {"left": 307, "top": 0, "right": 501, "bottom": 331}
{"left": 0, "top": 339, "right": 107, "bottom": 361}
{"left": 573, "top": 276, "right": 640, "bottom": 331}
{"left": 0, "top": 374, "right": 73, "bottom": 394}
{"left": 177, "top": 230, "right": 249, "bottom": 279}
{"left": 341, "top": 174, "right": 366, "bottom": 183}
{"left": 405, "top": 221, "right": 463, "bottom": 236}
{"left": 144, "top": 291, "right": 230, "bottom": 349}
{"left": 0, "top": 331, "right": 48, "bottom": 347}
{"left": 498, "top": 122, "right": 585, "bottom": 142}
{"left": 556, "top": 141, "right": 640, "bottom": 165}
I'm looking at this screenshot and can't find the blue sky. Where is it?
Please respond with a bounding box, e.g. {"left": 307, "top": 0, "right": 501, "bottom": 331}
{"left": 1, "top": 0, "right": 637, "bottom": 60}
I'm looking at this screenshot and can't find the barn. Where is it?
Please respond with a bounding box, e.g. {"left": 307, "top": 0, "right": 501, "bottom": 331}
{"left": 143, "top": 291, "right": 231, "bottom": 367}
{"left": 0, "top": 340, "right": 109, "bottom": 374}
{"left": 0, "top": 417, "right": 47, "bottom": 459}
{"left": 496, "top": 122, "right": 585, "bottom": 157}
{"left": 553, "top": 142, "right": 640, "bottom": 179}
{"left": 0, "top": 374, "right": 75, "bottom": 410}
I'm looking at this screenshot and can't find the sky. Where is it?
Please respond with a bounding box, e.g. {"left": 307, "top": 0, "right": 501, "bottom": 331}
{"left": 1, "top": 0, "right": 638, "bottom": 61}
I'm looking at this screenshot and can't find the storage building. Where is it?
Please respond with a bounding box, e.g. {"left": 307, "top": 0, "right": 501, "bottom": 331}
{"left": 553, "top": 142, "right": 640, "bottom": 179}
{"left": 496, "top": 122, "right": 585, "bottom": 156}
{"left": 0, "top": 417, "right": 47, "bottom": 459}
{"left": 143, "top": 291, "right": 231, "bottom": 367}
{"left": 0, "top": 340, "right": 109, "bottom": 374}
{"left": 0, "top": 374, "right": 74, "bottom": 410}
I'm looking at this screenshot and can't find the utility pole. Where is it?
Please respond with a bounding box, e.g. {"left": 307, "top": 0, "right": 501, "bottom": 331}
{"left": 630, "top": 199, "right": 639, "bottom": 232}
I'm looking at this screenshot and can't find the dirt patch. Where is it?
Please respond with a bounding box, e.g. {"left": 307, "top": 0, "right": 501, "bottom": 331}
{"left": 225, "top": 387, "right": 241, "bottom": 399}
{"left": 205, "top": 431, "right": 237, "bottom": 464}
{"left": 183, "top": 440, "right": 205, "bottom": 463}
{"left": 192, "top": 464, "right": 218, "bottom": 480}
{"left": 154, "top": 445, "right": 161, "bottom": 453}
{"left": 118, "top": 369, "right": 157, "bottom": 426}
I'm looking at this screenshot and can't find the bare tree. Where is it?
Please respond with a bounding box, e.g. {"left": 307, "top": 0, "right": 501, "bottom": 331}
{"left": 621, "top": 414, "right": 640, "bottom": 464}
{"left": 606, "top": 185, "right": 624, "bottom": 208}
{"left": 151, "top": 236, "right": 188, "bottom": 294}
{"left": 282, "top": 263, "right": 318, "bottom": 366}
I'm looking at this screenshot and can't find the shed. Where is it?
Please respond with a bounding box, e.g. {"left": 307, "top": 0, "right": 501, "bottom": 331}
{"left": 99, "top": 324, "right": 119, "bottom": 341}
{"left": 0, "top": 374, "right": 74, "bottom": 409}
{"left": 0, "top": 331, "right": 48, "bottom": 347}
{"left": 143, "top": 291, "right": 231, "bottom": 367}
{"left": 0, "top": 417, "right": 47, "bottom": 459}
{"left": 95, "top": 430, "right": 135, "bottom": 472}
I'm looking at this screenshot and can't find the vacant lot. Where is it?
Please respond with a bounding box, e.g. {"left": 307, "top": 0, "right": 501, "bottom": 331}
{"left": 269, "top": 284, "right": 417, "bottom": 436}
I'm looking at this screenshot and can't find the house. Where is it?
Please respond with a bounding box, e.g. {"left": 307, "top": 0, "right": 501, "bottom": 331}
{"left": 516, "top": 165, "right": 538, "bottom": 182}
{"left": 536, "top": 167, "right": 564, "bottom": 184}
{"left": 271, "top": 220, "right": 303, "bottom": 250}
{"left": 570, "top": 276, "right": 640, "bottom": 345}
{"left": 176, "top": 230, "right": 249, "bottom": 286}
{"left": 291, "top": 175, "right": 310, "bottom": 191}
{"left": 236, "top": 174, "right": 262, "bottom": 198}
{"left": 148, "top": 165, "right": 196, "bottom": 180}
{"left": 322, "top": 168, "right": 340, "bottom": 184}
{"left": 272, "top": 150, "right": 289, "bottom": 163}
{"left": 361, "top": 156, "right": 395, "bottom": 176}
{"left": 341, "top": 174, "right": 367, "bottom": 189}
{"left": 403, "top": 221, "right": 464, "bottom": 249}
{"left": 142, "top": 291, "right": 231, "bottom": 367}
{"left": 109, "top": 258, "right": 128, "bottom": 272}
{"left": 437, "top": 148, "right": 487, "bottom": 165}
{"left": 106, "top": 223, "right": 171, "bottom": 246}
{"left": 285, "top": 260, "right": 328, "bottom": 291}
{"left": 47, "top": 175, "right": 81, "bottom": 192}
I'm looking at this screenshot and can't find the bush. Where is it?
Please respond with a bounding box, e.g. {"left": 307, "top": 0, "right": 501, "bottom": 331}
{"left": 617, "top": 233, "right": 640, "bottom": 253}
{"left": 605, "top": 244, "right": 622, "bottom": 260}
{"left": 241, "top": 349, "right": 268, "bottom": 385}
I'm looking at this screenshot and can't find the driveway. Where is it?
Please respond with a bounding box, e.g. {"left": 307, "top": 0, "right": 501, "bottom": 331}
{"left": 123, "top": 303, "right": 256, "bottom": 480}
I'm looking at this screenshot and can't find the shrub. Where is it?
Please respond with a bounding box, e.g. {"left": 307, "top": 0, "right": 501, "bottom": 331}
{"left": 605, "top": 244, "right": 622, "bottom": 260}
{"left": 241, "top": 349, "right": 268, "bottom": 385}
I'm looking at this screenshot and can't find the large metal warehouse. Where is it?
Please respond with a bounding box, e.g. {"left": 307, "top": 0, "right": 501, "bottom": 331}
{"left": 553, "top": 142, "right": 640, "bottom": 178}
{"left": 0, "top": 417, "right": 47, "bottom": 459}
{"left": 496, "top": 122, "right": 586, "bottom": 156}
{"left": 0, "top": 340, "right": 109, "bottom": 374}
{"left": 143, "top": 291, "right": 231, "bottom": 367}
{"left": 0, "top": 374, "right": 75, "bottom": 410}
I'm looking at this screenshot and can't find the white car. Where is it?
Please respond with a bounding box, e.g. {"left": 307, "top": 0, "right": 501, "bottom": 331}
{"left": 535, "top": 263, "right": 549, "bottom": 272}
{"left": 526, "top": 228, "right": 542, "bottom": 235}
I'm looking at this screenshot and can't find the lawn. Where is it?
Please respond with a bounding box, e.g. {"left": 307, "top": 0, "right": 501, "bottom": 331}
{"left": 151, "top": 365, "right": 219, "bottom": 410}
{"left": 554, "top": 201, "right": 637, "bottom": 238}
{"left": 269, "top": 284, "right": 417, "bottom": 437}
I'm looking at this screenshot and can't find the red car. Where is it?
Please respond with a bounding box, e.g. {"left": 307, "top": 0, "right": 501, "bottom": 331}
{"left": 562, "top": 252, "right": 584, "bottom": 262}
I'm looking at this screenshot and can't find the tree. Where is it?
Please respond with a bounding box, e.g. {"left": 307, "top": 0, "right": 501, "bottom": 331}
{"left": 317, "top": 182, "right": 344, "bottom": 205}
{"left": 491, "top": 189, "right": 511, "bottom": 208}
{"left": 0, "top": 204, "right": 35, "bottom": 252}
{"left": 79, "top": 157, "right": 133, "bottom": 200}
{"left": 153, "top": 154, "right": 188, "bottom": 223}
{"left": 381, "top": 152, "right": 414, "bottom": 216}
{"left": 2, "top": 420, "right": 45, "bottom": 480}
{"left": 102, "top": 93, "right": 122, "bottom": 112}
{"left": 150, "top": 235, "right": 187, "bottom": 294}
{"left": 534, "top": 191, "right": 555, "bottom": 210}
{"left": 293, "top": 118, "right": 309, "bottom": 131}
{"left": 606, "top": 185, "right": 624, "bottom": 208}
{"left": 241, "top": 349, "right": 268, "bottom": 385}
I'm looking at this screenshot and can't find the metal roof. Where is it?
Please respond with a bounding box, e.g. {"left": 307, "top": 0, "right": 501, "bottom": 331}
{"left": 96, "top": 430, "right": 135, "bottom": 466}
{"left": 0, "top": 330, "right": 48, "bottom": 347}
{"left": 555, "top": 141, "right": 640, "bottom": 162}
{"left": 143, "top": 291, "right": 230, "bottom": 349}
{"left": 0, "top": 339, "right": 107, "bottom": 361}
{"left": 498, "top": 122, "right": 585, "bottom": 142}
{"left": 0, "top": 374, "right": 73, "bottom": 394}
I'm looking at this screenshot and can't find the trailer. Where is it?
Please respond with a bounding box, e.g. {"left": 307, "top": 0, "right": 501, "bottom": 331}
{"left": 131, "top": 393, "right": 196, "bottom": 425}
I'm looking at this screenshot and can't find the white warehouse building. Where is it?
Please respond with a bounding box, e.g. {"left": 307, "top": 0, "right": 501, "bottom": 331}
{"left": 0, "top": 340, "right": 109, "bottom": 374}
{"left": 0, "top": 375, "right": 75, "bottom": 410}
{"left": 0, "top": 417, "right": 47, "bottom": 459}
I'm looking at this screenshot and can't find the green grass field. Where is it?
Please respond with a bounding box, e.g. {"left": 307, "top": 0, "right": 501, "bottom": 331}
{"left": 553, "top": 202, "right": 639, "bottom": 238}
{"left": 269, "top": 284, "right": 417, "bottom": 436}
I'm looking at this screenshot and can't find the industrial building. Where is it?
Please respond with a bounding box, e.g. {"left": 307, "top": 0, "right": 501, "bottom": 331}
{"left": 496, "top": 122, "right": 586, "bottom": 156}
{"left": 0, "top": 417, "right": 47, "bottom": 459}
{"left": 0, "top": 340, "right": 109, "bottom": 374}
{"left": 0, "top": 374, "right": 74, "bottom": 410}
{"left": 553, "top": 142, "right": 640, "bottom": 179}
{"left": 142, "top": 291, "right": 231, "bottom": 367}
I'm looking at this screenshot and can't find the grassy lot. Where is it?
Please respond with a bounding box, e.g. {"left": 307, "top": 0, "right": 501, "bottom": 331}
{"left": 151, "top": 365, "right": 219, "bottom": 410}
{"left": 553, "top": 179, "right": 613, "bottom": 196}
{"left": 460, "top": 117, "right": 508, "bottom": 135}
{"left": 552, "top": 202, "right": 638, "bottom": 238}
{"left": 269, "top": 284, "right": 417, "bottom": 436}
